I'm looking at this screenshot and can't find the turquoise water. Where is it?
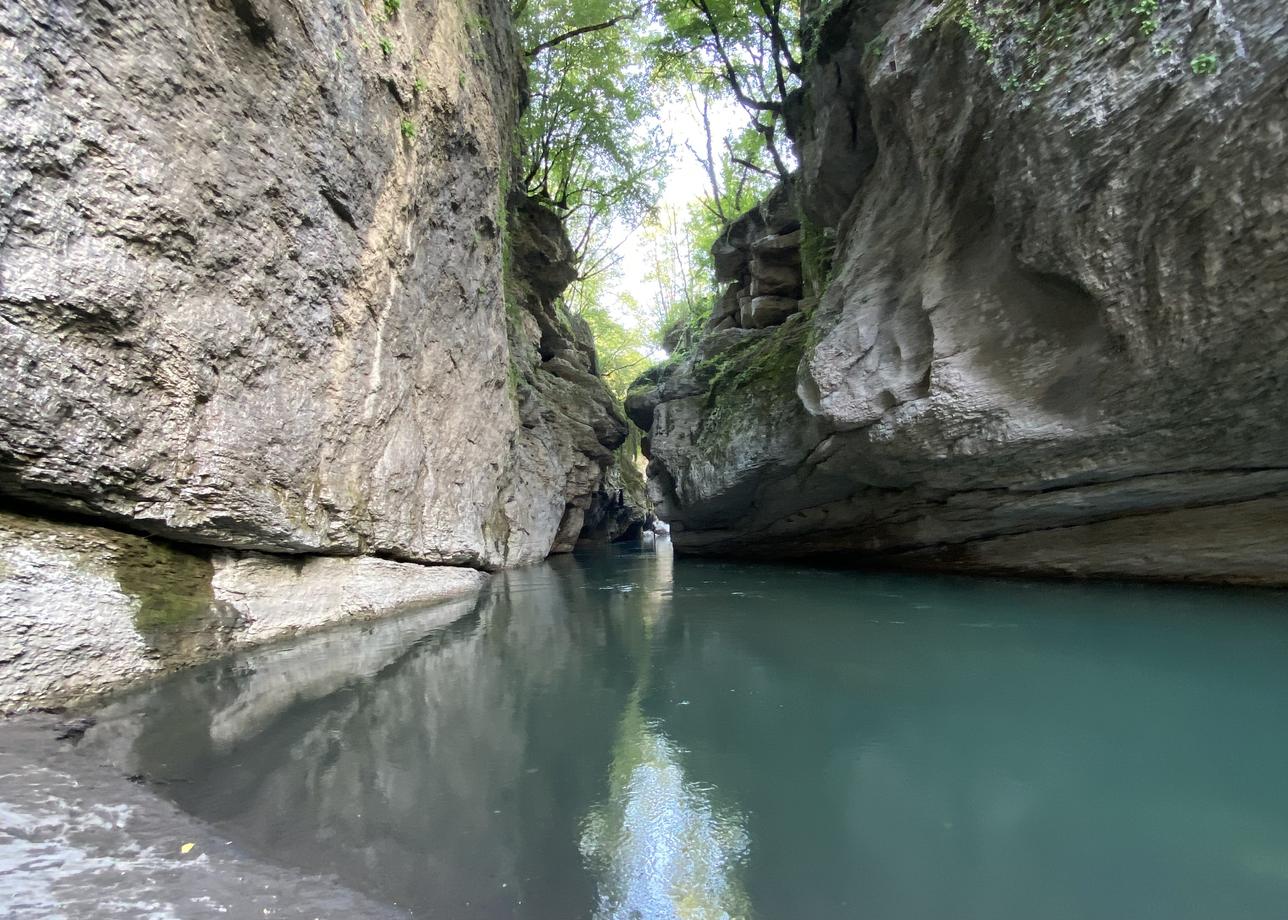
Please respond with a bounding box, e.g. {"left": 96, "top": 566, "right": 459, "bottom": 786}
{"left": 86, "top": 542, "right": 1288, "bottom": 918}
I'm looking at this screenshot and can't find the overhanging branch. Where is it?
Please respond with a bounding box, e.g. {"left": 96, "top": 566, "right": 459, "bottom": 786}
{"left": 526, "top": 9, "right": 639, "bottom": 57}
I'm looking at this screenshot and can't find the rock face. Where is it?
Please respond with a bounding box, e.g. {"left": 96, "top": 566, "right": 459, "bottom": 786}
{"left": 0, "top": 0, "right": 628, "bottom": 571}
{"left": 631, "top": 0, "right": 1288, "bottom": 584}
{"left": 0, "top": 510, "right": 486, "bottom": 711}
{"left": 0, "top": 0, "right": 639, "bottom": 708}
{"left": 497, "top": 196, "right": 631, "bottom": 558}
{"left": 579, "top": 441, "right": 653, "bottom": 544}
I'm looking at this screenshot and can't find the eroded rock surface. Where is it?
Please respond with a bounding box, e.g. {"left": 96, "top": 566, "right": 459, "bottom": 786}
{"left": 494, "top": 196, "right": 631, "bottom": 559}
{"left": 0, "top": 511, "right": 486, "bottom": 711}
{"left": 633, "top": 0, "right": 1288, "bottom": 584}
{"left": 579, "top": 442, "right": 653, "bottom": 544}
{"left": 0, "top": 0, "right": 629, "bottom": 570}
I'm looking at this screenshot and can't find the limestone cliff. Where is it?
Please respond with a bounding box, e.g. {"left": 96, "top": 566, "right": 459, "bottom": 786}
{"left": 0, "top": 0, "right": 630, "bottom": 571}
{"left": 0, "top": 0, "right": 641, "bottom": 708}
{"left": 630, "top": 0, "right": 1288, "bottom": 585}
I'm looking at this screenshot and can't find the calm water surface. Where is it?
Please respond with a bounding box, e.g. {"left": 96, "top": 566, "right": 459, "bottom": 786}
{"left": 85, "top": 541, "right": 1288, "bottom": 919}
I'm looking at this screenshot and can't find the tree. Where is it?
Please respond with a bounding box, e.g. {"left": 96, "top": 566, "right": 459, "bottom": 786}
{"left": 559, "top": 261, "right": 655, "bottom": 400}
{"left": 650, "top": 0, "right": 802, "bottom": 182}
{"left": 515, "top": 0, "right": 670, "bottom": 269}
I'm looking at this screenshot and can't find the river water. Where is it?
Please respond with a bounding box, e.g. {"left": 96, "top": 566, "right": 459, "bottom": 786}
{"left": 70, "top": 540, "right": 1288, "bottom": 918}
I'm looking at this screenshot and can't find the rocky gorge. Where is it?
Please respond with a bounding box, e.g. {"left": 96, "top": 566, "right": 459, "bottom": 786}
{"left": 0, "top": 0, "right": 646, "bottom": 709}
{"left": 3, "top": 0, "right": 1288, "bottom": 915}
{"left": 629, "top": 0, "right": 1288, "bottom": 585}
{"left": 0, "top": 0, "right": 1284, "bottom": 707}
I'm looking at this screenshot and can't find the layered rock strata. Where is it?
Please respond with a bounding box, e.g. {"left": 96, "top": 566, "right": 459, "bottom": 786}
{"left": 630, "top": 0, "right": 1288, "bottom": 585}
{"left": 0, "top": 510, "right": 486, "bottom": 711}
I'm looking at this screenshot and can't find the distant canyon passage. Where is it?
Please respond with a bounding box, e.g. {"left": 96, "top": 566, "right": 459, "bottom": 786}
{"left": 628, "top": 0, "right": 1288, "bottom": 584}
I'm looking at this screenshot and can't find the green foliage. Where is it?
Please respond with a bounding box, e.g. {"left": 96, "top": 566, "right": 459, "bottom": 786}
{"left": 379, "top": 35, "right": 394, "bottom": 56}
{"left": 516, "top": 0, "right": 668, "bottom": 257}
{"left": 1190, "top": 52, "right": 1219, "bottom": 75}
{"left": 413, "top": 76, "right": 428, "bottom": 94}
{"left": 1130, "top": 0, "right": 1158, "bottom": 35}
{"left": 930, "top": 0, "right": 1088, "bottom": 91}
{"left": 572, "top": 296, "right": 656, "bottom": 400}
{"left": 625, "top": 203, "right": 727, "bottom": 352}
{"left": 930, "top": 0, "right": 1196, "bottom": 93}
{"left": 800, "top": 214, "right": 835, "bottom": 299}
{"left": 400, "top": 118, "right": 417, "bottom": 140}
{"left": 517, "top": 0, "right": 794, "bottom": 394}
{"left": 650, "top": 0, "right": 801, "bottom": 179}
{"left": 384, "top": 0, "right": 401, "bottom": 17}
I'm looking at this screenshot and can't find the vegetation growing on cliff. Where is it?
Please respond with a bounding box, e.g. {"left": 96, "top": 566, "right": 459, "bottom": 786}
{"left": 514, "top": 0, "right": 807, "bottom": 404}
{"left": 653, "top": 0, "right": 803, "bottom": 181}
{"left": 930, "top": 0, "right": 1226, "bottom": 92}
{"left": 515, "top": 0, "right": 668, "bottom": 269}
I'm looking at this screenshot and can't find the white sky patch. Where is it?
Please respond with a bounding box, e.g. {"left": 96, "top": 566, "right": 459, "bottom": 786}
{"left": 601, "top": 94, "right": 748, "bottom": 332}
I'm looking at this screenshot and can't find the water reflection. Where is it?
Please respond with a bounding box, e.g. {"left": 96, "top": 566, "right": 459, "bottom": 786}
{"left": 79, "top": 546, "right": 1288, "bottom": 920}
{"left": 580, "top": 547, "right": 750, "bottom": 920}
{"left": 85, "top": 554, "right": 653, "bottom": 919}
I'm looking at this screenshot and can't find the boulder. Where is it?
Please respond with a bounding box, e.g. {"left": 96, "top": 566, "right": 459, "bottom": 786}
{"left": 747, "top": 296, "right": 802, "bottom": 329}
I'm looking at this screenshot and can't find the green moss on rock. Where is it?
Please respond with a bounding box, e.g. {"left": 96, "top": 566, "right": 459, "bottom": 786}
{"left": 696, "top": 318, "right": 810, "bottom": 452}
{"left": 110, "top": 541, "right": 216, "bottom": 634}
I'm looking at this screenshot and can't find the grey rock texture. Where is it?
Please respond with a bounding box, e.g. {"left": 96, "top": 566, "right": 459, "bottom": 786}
{"left": 0, "top": 510, "right": 485, "bottom": 711}
{"left": 632, "top": 0, "right": 1288, "bottom": 584}
{"left": 579, "top": 441, "right": 653, "bottom": 543}
{"left": 0, "top": 0, "right": 629, "bottom": 570}
{"left": 709, "top": 184, "right": 807, "bottom": 331}
{"left": 0, "top": 715, "right": 404, "bottom": 919}
{"left": 496, "top": 195, "right": 630, "bottom": 558}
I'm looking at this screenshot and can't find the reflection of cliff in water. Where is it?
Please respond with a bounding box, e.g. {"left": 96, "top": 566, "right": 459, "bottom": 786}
{"left": 645, "top": 563, "right": 1288, "bottom": 920}
{"left": 85, "top": 554, "right": 665, "bottom": 919}
{"left": 580, "top": 546, "right": 752, "bottom": 920}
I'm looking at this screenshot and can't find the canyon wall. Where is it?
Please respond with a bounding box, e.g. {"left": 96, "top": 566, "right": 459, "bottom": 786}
{"left": 0, "top": 0, "right": 633, "bottom": 571}
{"left": 630, "top": 0, "right": 1288, "bottom": 584}
{"left": 0, "top": 0, "right": 641, "bottom": 707}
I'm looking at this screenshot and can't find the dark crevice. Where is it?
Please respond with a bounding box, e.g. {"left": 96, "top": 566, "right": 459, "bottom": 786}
{"left": 229, "top": 0, "right": 276, "bottom": 45}
{"left": 320, "top": 186, "right": 357, "bottom": 228}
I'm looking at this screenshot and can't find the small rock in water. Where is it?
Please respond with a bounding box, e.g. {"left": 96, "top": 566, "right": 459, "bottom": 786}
{"left": 53, "top": 716, "right": 96, "bottom": 742}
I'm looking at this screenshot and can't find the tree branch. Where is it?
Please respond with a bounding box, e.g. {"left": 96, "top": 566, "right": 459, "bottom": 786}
{"left": 731, "top": 155, "right": 776, "bottom": 178}
{"left": 526, "top": 9, "right": 638, "bottom": 57}
{"left": 690, "top": 0, "right": 782, "bottom": 114}
{"left": 757, "top": 0, "right": 800, "bottom": 76}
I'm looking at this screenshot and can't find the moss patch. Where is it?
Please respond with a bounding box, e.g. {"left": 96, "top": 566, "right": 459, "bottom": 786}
{"left": 695, "top": 318, "right": 810, "bottom": 452}
{"left": 800, "top": 215, "right": 836, "bottom": 299}
{"left": 110, "top": 541, "right": 216, "bottom": 635}
{"left": 614, "top": 433, "right": 650, "bottom": 508}
{"left": 929, "top": 0, "right": 1202, "bottom": 93}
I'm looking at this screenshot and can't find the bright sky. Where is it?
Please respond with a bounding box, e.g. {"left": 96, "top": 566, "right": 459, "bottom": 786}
{"left": 606, "top": 94, "right": 747, "bottom": 332}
